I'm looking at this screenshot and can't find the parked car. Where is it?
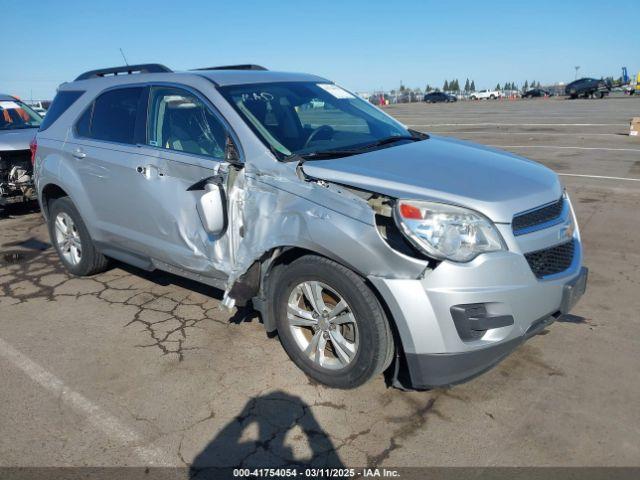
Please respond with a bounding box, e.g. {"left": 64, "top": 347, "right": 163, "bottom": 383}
{"left": 34, "top": 63, "right": 587, "bottom": 389}
{"left": 469, "top": 89, "right": 501, "bottom": 100}
{"left": 522, "top": 88, "right": 551, "bottom": 98}
{"left": 0, "top": 94, "right": 42, "bottom": 209}
{"left": 565, "top": 78, "right": 610, "bottom": 99}
{"left": 423, "top": 92, "right": 457, "bottom": 103}
{"left": 26, "top": 100, "right": 49, "bottom": 117}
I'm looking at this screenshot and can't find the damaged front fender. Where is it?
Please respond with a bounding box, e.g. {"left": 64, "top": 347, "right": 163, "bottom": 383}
{"left": 223, "top": 163, "right": 430, "bottom": 306}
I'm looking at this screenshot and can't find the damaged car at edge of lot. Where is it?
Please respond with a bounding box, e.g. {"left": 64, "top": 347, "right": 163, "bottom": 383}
{"left": 33, "top": 64, "right": 588, "bottom": 390}
{"left": 0, "top": 93, "right": 41, "bottom": 209}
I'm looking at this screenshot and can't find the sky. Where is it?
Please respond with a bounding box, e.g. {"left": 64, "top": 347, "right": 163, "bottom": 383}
{"left": 3, "top": 0, "right": 639, "bottom": 100}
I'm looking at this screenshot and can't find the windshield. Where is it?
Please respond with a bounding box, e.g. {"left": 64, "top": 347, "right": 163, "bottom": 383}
{"left": 219, "top": 82, "right": 411, "bottom": 158}
{"left": 0, "top": 99, "right": 42, "bottom": 130}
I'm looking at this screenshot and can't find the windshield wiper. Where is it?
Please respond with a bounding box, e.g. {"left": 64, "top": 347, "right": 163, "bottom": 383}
{"left": 285, "top": 149, "right": 360, "bottom": 162}
{"left": 286, "top": 132, "right": 429, "bottom": 163}
{"left": 0, "top": 125, "right": 37, "bottom": 130}
{"left": 368, "top": 135, "right": 423, "bottom": 148}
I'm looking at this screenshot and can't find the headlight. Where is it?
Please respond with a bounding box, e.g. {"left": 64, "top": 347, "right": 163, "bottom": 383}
{"left": 394, "top": 200, "right": 506, "bottom": 262}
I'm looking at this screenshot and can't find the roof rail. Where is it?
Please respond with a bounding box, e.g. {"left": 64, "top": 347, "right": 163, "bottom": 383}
{"left": 193, "top": 64, "right": 268, "bottom": 71}
{"left": 75, "top": 64, "right": 172, "bottom": 81}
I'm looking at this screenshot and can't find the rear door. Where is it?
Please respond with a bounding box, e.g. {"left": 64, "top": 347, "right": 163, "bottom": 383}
{"left": 65, "top": 86, "right": 150, "bottom": 247}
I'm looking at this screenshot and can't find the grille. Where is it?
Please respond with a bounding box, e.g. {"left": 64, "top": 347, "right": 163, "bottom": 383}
{"left": 513, "top": 197, "right": 564, "bottom": 235}
{"left": 525, "top": 240, "right": 575, "bottom": 278}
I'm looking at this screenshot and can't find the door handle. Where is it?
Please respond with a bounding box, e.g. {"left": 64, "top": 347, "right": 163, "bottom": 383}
{"left": 136, "top": 164, "right": 162, "bottom": 179}
{"left": 72, "top": 148, "right": 86, "bottom": 159}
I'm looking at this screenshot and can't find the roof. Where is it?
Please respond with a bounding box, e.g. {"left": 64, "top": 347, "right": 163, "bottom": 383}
{"left": 193, "top": 69, "right": 330, "bottom": 86}
{"left": 0, "top": 93, "right": 17, "bottom": 101}
{"left": 64, "top": 65, "right": 332, "bottom": 91}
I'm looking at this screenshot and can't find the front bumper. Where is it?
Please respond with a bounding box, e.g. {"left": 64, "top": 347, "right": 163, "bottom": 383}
{"left": 405, "top": 268, "right": 587, "bottom": 388}
{"left": 370, "top": 245, "right": 588, "bottom": 389}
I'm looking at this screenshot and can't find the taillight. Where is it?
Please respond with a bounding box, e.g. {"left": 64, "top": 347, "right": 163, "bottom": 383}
{"left": 29, "top": 138, "right": 37, "bottom": 165}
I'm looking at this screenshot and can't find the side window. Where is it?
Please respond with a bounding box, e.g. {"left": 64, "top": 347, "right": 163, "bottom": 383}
{"left": 147, "top": 86, "right": 226, "bottom": 159}
{"left": 75, "top": 105, "right": 92, "bottom": 138}
{"left": 39, "top": 91, "right": 84, "bottom": 131}
{"left": 76, "top": 87, "right": 143, "bottom": 144}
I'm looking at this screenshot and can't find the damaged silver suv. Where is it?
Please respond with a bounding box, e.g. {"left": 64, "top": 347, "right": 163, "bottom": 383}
{"left": 34, "top": 64, "right": 587, "bottom": 389}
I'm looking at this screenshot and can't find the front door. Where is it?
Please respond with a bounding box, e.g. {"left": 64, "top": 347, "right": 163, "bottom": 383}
{"left": 131, "top": 85, "right": 232, "bottom": 275}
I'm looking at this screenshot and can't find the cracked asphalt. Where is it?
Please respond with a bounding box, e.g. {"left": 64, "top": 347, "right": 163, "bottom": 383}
{"left": 1, "top": 97, "right": 639, "bottom": 470}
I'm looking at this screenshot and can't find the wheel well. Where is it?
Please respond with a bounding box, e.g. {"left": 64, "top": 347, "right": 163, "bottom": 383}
{"left": 41, "top": 184, "right": 69, "bottom": 218}
{"left": 256, "top": 247, "right": 399, "bottom": 337}
{"left": 256, "top": 246, "right": 407, "bottom": 384}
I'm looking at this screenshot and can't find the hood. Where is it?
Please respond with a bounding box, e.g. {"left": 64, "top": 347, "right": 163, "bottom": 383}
{"left": 301, "top": 135, "right": 562, "bottom": 223}
{"left": 0, "top": 128, "right": 37, "bottom": 151}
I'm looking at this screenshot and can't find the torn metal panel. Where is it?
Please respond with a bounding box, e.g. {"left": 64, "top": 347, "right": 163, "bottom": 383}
{"left": 222, "top": 162, "right": 430, "bottom": 301}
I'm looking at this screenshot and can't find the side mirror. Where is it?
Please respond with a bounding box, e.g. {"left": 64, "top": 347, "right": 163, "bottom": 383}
{"left": 197, "top": 181, "right": 225, "bottom": 235}
{"left": 188, "top": 176, "right": 226, "bottom": 235}
{"left": 225, "top": 135, "right": 242, "bottom": 166}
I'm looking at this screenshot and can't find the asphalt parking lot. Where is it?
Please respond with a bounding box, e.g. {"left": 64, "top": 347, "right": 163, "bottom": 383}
{"left": 1, "top": 97, "right": 639, "bottom": 470}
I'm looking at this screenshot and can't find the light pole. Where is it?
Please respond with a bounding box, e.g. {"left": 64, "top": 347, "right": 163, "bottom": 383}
{"left": 574, "top": 66, "right": 580, "bottom": 80}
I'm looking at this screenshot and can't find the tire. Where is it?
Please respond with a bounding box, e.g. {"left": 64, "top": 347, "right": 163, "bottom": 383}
{"left": 490, "top": 94, "right": 496, "bottom": 100}
{"left": 48, "top": 196, "right": 109, "bottom": 276}
{"left": 270, "top": 255, "right": 394, "bottom": 389}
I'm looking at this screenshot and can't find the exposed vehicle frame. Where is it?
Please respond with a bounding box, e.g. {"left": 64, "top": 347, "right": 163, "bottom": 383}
{"left": 0, "top": 94, "right": 41, "bottom": 208}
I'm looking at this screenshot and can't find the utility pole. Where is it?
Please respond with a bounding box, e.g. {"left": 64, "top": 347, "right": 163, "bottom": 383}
{"left": 574, "top": 66, "right": 580, "bottom": 80}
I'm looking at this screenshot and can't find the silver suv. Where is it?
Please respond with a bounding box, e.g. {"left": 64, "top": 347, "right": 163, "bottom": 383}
{"left": 34, "top": 64, "right": 587, "bottom": 389}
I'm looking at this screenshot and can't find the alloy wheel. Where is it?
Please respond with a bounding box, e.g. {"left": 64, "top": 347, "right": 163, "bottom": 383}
{"left": 54, "top": 212, "right": 82, "bottom": 266}
{"left": 287, "top": 281, "right": 359, "bottom": 370}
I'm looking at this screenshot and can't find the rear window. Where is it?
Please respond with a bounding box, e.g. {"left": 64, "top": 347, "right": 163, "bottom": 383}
{"left": 39, "top": 91, "right": 84, "bottom": 131}
{"left": 76, "top": 87, "right": 144, "bottom": 144}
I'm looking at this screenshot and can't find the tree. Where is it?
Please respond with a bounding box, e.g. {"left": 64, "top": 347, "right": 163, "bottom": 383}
{"left": 399, "top": 84, "right": 406, "bottom": 93}
{"left": 464, "top": 78, "right": 470, "bottom": 92}
{"left": 470, "top": 80, "right": 476, "bottom": 91}
{"left": 453, "top": 79, "right": 460, "bottom": 91}
{"left": 443, "top": 80, "right": 449, "bottom": 91}
{"left": 523, "top": 80, "right": 529, "bottom": 91}
{"left": 496, "top": 83, "right": 501, "bottom": 90}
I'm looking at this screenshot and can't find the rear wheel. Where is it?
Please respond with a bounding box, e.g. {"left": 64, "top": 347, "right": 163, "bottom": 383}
{"left": 271, "top": 255, "right": 394, "bottom": 389}
{"left": 48, "top": 197, "right": 109, "bottom": 276}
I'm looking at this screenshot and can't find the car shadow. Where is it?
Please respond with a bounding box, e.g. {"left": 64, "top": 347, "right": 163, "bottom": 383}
{"left": 0, "top": 200, "right": 40, "bottom": 218}
{"left": 557, "top": 313, "right": 587, "bottom": 324}
{"left": 189, "top": 391, "right": 344, "bottom": 478}
{"left": 115, "top": 261, "right": 260, "bottom": 326}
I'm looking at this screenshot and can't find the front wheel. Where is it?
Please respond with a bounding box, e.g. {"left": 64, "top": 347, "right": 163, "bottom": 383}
{"left": 271, "top": 255, "right": 394, "bottom": 389}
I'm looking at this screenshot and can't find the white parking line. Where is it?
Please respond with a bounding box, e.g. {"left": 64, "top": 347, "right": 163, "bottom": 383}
{"left": 430, "top": 131, "right": 622, "bottom": 137}
{"left": 0, "top": 336, "right": 170, "bottom": 466}
{"left": 489, "top": 145, "right": 640, "bottom": 153}
{"left": 405, "top": 123, "right": 627, "bottom": 126}
{"left": 558, "top": 173, "right": 640, "bottom": 182}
